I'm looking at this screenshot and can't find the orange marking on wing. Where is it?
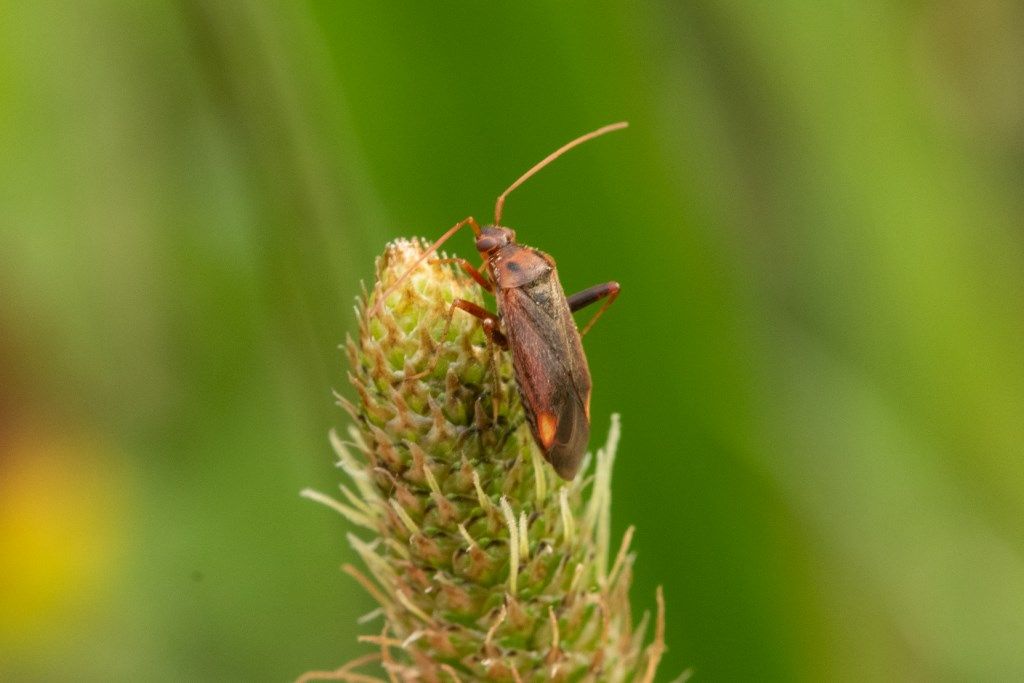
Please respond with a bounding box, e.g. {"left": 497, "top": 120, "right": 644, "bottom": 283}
{"left": 538, "top": 412, "right": 558, "bottom": 448}
{"left": 584, "top": 393, "right": 591, "bottom": 420}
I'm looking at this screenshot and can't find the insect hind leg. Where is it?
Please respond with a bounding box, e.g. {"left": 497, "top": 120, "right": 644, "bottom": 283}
{"left": 567, "top": 281, "right": 620, "bottom": 337}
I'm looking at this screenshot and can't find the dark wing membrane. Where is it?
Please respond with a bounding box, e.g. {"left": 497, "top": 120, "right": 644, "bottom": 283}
{"left": 500, "top": 273, "right": 591, "bottom": 479}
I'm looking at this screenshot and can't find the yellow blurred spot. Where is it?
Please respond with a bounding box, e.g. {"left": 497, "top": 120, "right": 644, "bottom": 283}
{"left": 0, "top": 430, "right": 125, "bottom": 651}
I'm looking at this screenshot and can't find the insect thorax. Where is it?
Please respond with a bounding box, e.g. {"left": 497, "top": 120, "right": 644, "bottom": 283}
{"left": 491, "top": 244, "right": 553, "bottom": 289}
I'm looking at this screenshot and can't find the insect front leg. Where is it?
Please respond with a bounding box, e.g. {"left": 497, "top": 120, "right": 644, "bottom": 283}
{"left": 567, "top": 281, "right": 620, "bottom": 337}
{"left": 369, "top": 216, "right": 483, "bottom": 317}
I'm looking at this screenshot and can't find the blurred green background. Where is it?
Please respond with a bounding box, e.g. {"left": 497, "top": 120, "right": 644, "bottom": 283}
{"left": 3, "top": 2, "right": 1024, "bottom": 680}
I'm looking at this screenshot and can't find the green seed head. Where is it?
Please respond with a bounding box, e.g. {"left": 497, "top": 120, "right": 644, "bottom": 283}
{"left": 304, "top": 238, "right": 665, "bottom": 682}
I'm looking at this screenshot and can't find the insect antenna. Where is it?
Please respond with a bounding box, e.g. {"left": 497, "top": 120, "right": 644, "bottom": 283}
{"left": 369, "top": 216, "right": 481, "bottom": 317}
{"left": 370, "top": 122, "right": 628, "bottom": 317}
{"left": 493, "top": 121, "right": 629, "bottom": 224}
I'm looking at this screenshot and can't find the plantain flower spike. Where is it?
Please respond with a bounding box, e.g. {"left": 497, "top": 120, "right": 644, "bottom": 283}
{"left": 301, "top": 238, "right": 665, "bottom": 682}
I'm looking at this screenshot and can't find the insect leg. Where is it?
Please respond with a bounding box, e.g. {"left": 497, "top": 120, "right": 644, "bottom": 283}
{"left": 480, "top": 316, "right": 506, "bottom": 422}
{"left": 431, "top": 257, "right": 494, "bottom": 292}
{"left": 369, "top": 216, "right": 482, "bottom": 316}
{"left": 438, "top": 300, "right": 508, "bottom": 422}
{"left": 567, "top": 281, "right": 620, "bottom": 337}
{"left": 405, "top": 299, "right": 506, "bottom": 381}
{"left": 443, "top": 300, "right": 507, "bottom": 347}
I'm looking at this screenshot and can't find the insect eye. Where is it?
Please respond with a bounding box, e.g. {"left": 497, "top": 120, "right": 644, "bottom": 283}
{"left": 475, "top": 236, "right": 498, "bottom": 252}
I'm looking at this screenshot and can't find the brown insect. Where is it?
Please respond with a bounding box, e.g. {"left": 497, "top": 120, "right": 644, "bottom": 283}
{"left": 374, "top": 122, "right": 626, "bottom": 479}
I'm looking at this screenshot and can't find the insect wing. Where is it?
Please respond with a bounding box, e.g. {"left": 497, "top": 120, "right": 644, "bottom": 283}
{"left": 501, "top": 273, "right": 591, "bottom": 479}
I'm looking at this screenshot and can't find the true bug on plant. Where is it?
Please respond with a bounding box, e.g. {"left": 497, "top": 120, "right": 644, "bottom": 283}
{"left": 372, "top": 122, "right": 626, "bottom": 480}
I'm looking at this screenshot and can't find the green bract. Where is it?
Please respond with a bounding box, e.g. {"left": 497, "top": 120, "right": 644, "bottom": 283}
{"left": 303, "top": 239, "right": 664, "bottom": 682}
